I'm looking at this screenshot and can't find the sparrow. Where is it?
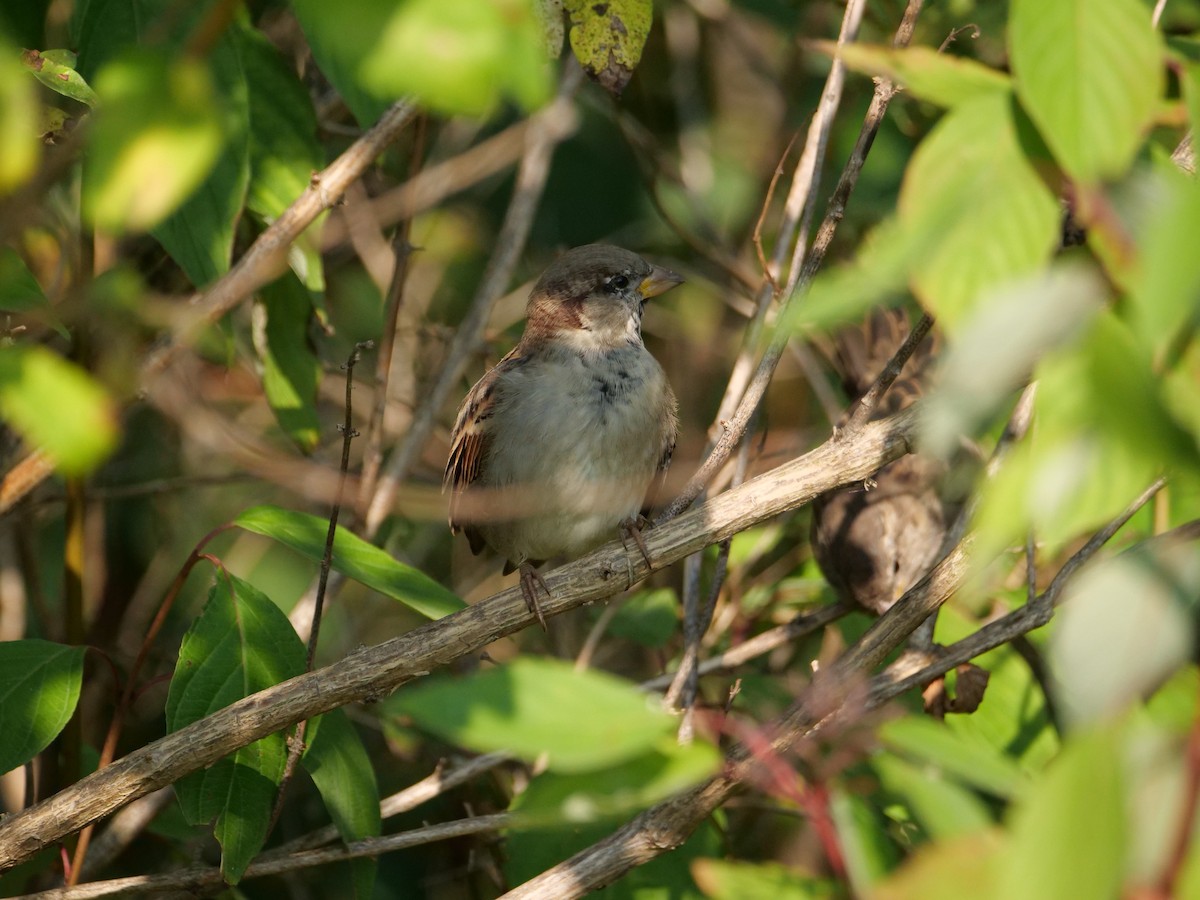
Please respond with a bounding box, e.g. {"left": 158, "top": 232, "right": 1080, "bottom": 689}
{"left": 444, "top": 244, "right": 682, "bottom": 628}
{"left": 810, "top": 308, "right": 950, "bottom": 616}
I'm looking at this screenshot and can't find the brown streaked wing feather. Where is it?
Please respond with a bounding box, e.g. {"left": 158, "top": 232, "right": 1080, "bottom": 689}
{"left": 642, "top": 412, "right": 678, "bottom": 516}
{"left": 444, "top": 347, "right": 526, "bottom": 535}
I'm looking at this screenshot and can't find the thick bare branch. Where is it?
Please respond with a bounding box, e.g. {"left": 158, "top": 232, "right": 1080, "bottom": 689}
{"left": 141, "top": 100, "right": 418, "bottom": 383}
{"left": 0, "top": 406, "right": 918, "bottom": 870}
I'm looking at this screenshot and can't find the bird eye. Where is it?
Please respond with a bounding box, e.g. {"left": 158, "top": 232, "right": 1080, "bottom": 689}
{"left": 607, "top": 274, "right": 630, "bottom": 292}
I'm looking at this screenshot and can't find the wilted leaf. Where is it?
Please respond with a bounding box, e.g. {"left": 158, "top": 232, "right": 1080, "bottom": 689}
{"left": 564, "top": 0, "right": 653, "bottom": 95}
{"left": 20, "top": 48, "right": 98, "bottom": 106}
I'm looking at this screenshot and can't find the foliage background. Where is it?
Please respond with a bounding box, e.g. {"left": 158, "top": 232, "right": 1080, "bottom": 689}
{"left": 2, "top": 0, "right": 1200, "bottom": 896}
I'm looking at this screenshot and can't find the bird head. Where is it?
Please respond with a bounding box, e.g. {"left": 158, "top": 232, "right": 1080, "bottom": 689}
{"left": 523, "top": 245, "right": 683, "bottom": 353}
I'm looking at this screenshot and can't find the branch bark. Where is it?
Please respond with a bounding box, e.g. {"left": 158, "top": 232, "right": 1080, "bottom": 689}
{"left": 0, "top": 406, "right": 918, "bottom": 871}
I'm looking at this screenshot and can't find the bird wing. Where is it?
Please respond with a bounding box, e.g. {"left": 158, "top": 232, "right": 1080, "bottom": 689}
{"left": 444, "top": 347, "right": 526, "bottom": 549}
{"left": 642, "top": 398, "right": 678, "bottom": 517}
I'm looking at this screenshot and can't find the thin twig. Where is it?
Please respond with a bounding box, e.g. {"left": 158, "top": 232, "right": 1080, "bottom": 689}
{"left": 358, "top": 117, "right": 427, "bottom": 515}
{"left": 29, "top": 815, "right": 511, "bottom": 899}
{"left": 271, "top": 750, "right": 512, "bottom": 856}
{"left": 664, "top": 417, "right": 755, "bottom": 729}
{"left": 268, "top": 342, "right": 372, "bottom": 837}
{"left": 658, "top": 0, "right": 925, "bottom": 523}
{"left": 68, "top": 524, "right": 232, "bottom": 878}
{"left": 1156, "top": 706, "right": 1200, "bottom": 898}
{"left": 843, "top": 313, "right": 934, "bottom": 434}
{"left": 775, "top": 0, "right": 868, "bottom": 291}
{"left": 641, "top": 602, "right": 852, "bottom": 692}
{"left": 574, "top": 600, "right": 625, "bottom": 673}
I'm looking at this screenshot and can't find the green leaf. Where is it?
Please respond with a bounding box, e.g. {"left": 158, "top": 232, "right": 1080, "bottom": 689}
{"left": 974, "top": 311, "right": 1192, "bottom": 558}
{"left": 257, "top": 273, "right": 321, "bottom": 452}
{"left": 997, "top": 727, "right": 1126, "bottom": 900}
{"left": 0, "top": 36, "right": 40, "bottom": 193}
{"left": 166, "top": 572, "right": 307, "bottom": 883}
{"left": 512, "top": 741, "right": 720, "bottom": 825}
{"left": 920, "top": 262, "right": 1106, "bottom": 457}
{"left": 235, "top": 25, "right": 325, "bottom": 292}
{"left": 1181, "top": 52, "right": 1200, "bottom": 137}
{"left": 0, "top": 640, "right": 86, "bottom": 775}
{"left": 603, "top": 588, "right": 679, "bottom": 648}
{"left": 1009, "top": 0, "right": 1163, "bottom": 182}
{"left": 899, "top": 91, "right": 1060, "bottom": 331}
{"left": 831, "top": 44, "right": 1010, "bottom": 108}
{"left": 872, "top": 831, "right": 1004, "bottom": 900}
{"left": 151, "top": 34, "right": 249, "bottom": 286}
{"left": 0, "top": 344, "right": 119, "bottom": 474}
{"left": 831, "top": 789, "right": 899, "bottom": 893}
{"left": 234, "top": 504, "right": 464, "bottom": 619}
{"left": 303, "top": 708, "right": 380, "bottom": 900}
{"left": 785, "top": 216, "right": 939, "bottom": 334}
{"left": 879, "top": 716, "right": 1028, "bottom": 799}
{"left": 385, "top": 657, "right": 676, "bottom": 772}
{"left": 0, "top": 247, "right": 67, "bottom": 339}
{"left": 360, "top": 0, "right": 553, "bottom": 116}
{"left": 871, "top": 753, "right": 994, "bottom": 840}
{"left": 82, "top": 51, "right": 225, "bottom": 233}
{"left": 1127, "top": 165, "right": 1200, "bottom": 362}
{"left": 0, "top": 247, "right": 48, "bottom": 315}
{"left": 289, "top": 0, "right": 395, "bottom": 126}
{"left": 20, "top": 48, "right": 98, "bottom": 106}
{"left": 564, "top": 0, "right": 652, "bottom": 95}
{"left": 1050, "top": 539, "right": 1198, "bottom": 728}
{"left": 691, "top": 859, "right": 837, "bottom": 900}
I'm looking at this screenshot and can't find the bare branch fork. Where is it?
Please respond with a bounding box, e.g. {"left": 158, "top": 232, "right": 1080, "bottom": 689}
{"left": 0, "top": 404, "right": 919, "bottom": 871}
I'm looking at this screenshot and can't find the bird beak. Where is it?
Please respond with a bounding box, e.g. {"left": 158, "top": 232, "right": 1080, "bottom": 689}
{"left": 639, "top": 265, "right": 684, "bottom": 299}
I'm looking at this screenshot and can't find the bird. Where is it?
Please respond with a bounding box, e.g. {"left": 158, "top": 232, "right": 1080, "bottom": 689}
{"left": 444, "top": 244, "right": 682, "bottom": 628}
{"left": 810, "top": 309, "right": 950, "bottom": 616}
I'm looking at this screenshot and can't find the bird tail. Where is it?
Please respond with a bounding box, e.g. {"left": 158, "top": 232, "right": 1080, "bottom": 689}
{"left": 821, "top": 307, "right": 936, "bottom": 417}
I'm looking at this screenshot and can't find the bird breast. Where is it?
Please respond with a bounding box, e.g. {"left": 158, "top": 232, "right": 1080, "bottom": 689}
{"left": 477, "top": 343, "right": 674, "bottom": 561}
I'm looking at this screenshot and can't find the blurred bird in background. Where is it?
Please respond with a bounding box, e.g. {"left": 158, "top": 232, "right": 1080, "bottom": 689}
{"left": 810, "top": 308, "right": 951, "bottom": 617}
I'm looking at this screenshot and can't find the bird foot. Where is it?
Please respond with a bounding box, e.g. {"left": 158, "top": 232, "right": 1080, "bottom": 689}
{"left": 518, "top": 563, "right": 551, "bottom": 631}
{"left": 619, "top": 515, "right": 654, "bottom": 571}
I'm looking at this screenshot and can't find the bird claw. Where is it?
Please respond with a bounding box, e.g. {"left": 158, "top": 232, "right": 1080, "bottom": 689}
{"left": 619, "top": 516, "right": 654, "bottom": 572}
{"left": 518, "top": 563, "right": 552, "bottom": 631}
